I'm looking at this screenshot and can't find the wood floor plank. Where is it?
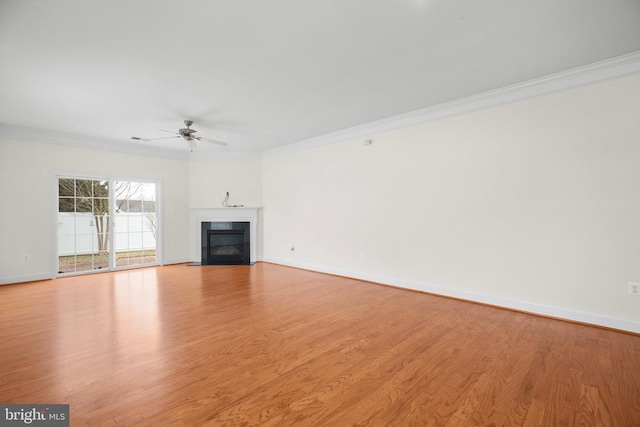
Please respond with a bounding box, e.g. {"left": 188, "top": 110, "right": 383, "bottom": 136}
{"left": 1, "top": 263, "right": 639, "bottom": 426}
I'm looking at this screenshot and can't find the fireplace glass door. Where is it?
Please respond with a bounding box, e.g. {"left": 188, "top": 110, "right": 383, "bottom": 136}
{"left": 201, "top": 221, "right": 250, "bottom": 265}
{"left": 208, "top": 231, "right": 245, "bottom": 258}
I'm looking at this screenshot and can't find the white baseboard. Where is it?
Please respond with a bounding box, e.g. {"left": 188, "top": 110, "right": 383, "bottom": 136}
{"left": 0, "top": 273, "right": 53, "bottom": 285}
{"left": 263, "top": 258, "right": 640, "bottom": 334}
{"left": 161, "top": 258, "right": 192, "bottom": 266}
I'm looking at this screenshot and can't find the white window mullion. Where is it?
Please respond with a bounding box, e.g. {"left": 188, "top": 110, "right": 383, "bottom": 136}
{"left": 109, "top": 179, "right": 116, "bottom": 269}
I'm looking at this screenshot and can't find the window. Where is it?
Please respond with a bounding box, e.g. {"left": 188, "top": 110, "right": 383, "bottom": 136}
{"left": 114, "top": 181, "right": 157, "bottom": 267}
{"left": 57, "top": 176, "right": 159, "bottom": 276}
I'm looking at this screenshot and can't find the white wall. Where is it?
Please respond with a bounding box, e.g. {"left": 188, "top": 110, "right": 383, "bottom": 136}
{"left": 0, "top": 139, "right": 190, "bottom": 283}
{"left": 189, "top": 158, "right": 262, "bottom": 208}
{"left": 189, "top": 158, "right": 263, "bottom": 260}
{"left": 262, "top": 74, "right": 640, "bottom": 332}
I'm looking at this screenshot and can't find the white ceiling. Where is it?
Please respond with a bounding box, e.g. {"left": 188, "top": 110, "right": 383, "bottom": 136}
{"left": 1, "top": 0, "right": 639, "bottom": 157}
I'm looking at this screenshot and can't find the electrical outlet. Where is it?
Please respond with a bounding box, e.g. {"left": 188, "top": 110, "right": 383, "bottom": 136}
{"left": 629, "top": 282, "right": 640, "bottom": 296}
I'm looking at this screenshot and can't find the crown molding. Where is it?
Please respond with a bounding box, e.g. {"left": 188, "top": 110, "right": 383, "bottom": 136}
{"left": 0, "top": 124, "right": 263, "bottom": 161}
{"left": 3, "top": 51, "right": 639, "bottom": 162}
{"left": 0, "top": 125, "right": 190, "bottom": 161}
{"left": 262, "top": 50, "right": 640, "bottom": 159}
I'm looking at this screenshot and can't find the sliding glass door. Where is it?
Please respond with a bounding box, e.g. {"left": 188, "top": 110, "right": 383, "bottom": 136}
{"left": 57, "top": 176, "right": 158, "bottom": 276}
{"left": 58, "top": 178, "right": 110, "bottom": 274}
{"left": 114, "top": 181, "right": 157, "bottom": 267}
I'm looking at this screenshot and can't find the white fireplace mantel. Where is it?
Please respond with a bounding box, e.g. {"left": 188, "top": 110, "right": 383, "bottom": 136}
{"left": 190, "top": 207, "right": 261, "bottom": 264}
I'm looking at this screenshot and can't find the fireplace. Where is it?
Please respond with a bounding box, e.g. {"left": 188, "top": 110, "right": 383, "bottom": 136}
{"left": 191, "top": 207, "right": 260, "bottom": 265}
{"left": 201, "top": 221, "right": 251, "bottom": 265}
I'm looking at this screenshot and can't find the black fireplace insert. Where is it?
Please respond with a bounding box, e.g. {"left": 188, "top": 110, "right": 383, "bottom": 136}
{"left": 201, "top": 221, "right": 250, "bottom": 265}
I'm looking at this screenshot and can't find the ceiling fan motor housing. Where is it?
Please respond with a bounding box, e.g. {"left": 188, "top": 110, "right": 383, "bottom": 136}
{"left": 179, "top": 120, "right": 197, "bottom": 138}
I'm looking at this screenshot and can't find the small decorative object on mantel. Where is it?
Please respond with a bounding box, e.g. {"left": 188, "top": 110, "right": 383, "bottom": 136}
{"left": 222, "top": 191, "right": 244, "bottom": 207}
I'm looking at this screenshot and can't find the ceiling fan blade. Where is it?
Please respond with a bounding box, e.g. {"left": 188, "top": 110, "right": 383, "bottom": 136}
{"left": 197, "top": 136, "right": 228, "bottom": 147}
{"left": 136, "top": 122, "right": 227, "bottom": 150}
{"left": 131, "top": 135, "right": 180, "bottom": 142}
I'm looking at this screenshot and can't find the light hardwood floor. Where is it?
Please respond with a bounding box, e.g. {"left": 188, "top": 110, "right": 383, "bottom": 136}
{"left": 0, "top": 263, "right": 639, "bottom": 426}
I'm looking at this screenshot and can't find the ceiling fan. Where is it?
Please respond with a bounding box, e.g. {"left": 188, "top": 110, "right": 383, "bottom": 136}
{"left": 131, "top": 120, "right": 228, "bottom": 152}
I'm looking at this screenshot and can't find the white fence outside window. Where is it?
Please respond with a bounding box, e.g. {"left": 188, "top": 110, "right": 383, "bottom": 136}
{"left": 58, "top": 212, "right": 156, "bottom": 255}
